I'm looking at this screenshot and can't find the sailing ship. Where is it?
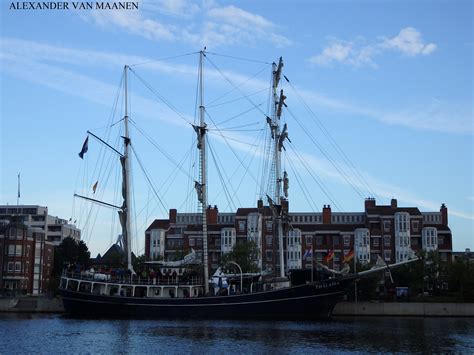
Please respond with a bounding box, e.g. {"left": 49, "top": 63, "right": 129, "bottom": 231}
{"left": 59, "top": 50, "right": 415, "bottom": 319}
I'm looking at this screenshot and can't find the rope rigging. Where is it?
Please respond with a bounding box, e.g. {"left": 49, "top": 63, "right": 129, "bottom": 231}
{"left": 284, "top": 75, "right": 378, "bottom": 199}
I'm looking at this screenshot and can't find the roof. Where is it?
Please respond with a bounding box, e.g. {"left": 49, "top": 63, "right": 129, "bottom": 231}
{"left": 293, "top": 223, "right": 365, "bottom": 233}
{"left": 235, "top": 207, "right": 273, "bottom": 217}
{"left": 366, "top": 206, "right": 422, "bottom": 216}
{"left": 146, "top": 219, "right": 169, "bottom": 231}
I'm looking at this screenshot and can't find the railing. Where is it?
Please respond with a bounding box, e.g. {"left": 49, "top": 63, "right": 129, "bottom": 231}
{"left": 61, "top": 270, "right": 203, "bottom": 286}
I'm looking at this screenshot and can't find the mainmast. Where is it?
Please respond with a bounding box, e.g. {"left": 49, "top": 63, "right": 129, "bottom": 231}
{"left": 268, "top": 57, "right": 289, "bottom": 278}
{"left": 122, "top": 65, "right": 133, "bottom": 272}
{"left": 194, "top": 50, "right": 210, "bottom": 294}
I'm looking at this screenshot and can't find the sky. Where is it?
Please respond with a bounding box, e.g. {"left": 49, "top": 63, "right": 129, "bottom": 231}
{"left": 0, "top": 0, "right": 472, "bottom": 256}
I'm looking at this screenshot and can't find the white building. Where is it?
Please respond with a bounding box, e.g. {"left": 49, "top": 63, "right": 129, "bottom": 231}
{"left": 0, "top": 205, "right": 81, "bottom": 246}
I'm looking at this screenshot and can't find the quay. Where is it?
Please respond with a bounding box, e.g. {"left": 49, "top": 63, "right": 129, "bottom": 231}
{"left": 1, "top": 297, "right": 474, "bottom": 317}
{"left": 333, "top": 301, "right": 474, "bottom": 317}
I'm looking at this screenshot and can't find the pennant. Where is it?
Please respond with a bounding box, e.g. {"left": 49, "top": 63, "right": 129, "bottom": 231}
{"left": 324, "top": 249, "right": 334, "bottom": 263}
{"left": 343, "top": 249, "right": 354, "bottom": 263}
{"left": 92, "top": 180, "right": 98, "bottom": 194}
{"left": 78, "top": 136, "right": 89, "bottom": 159}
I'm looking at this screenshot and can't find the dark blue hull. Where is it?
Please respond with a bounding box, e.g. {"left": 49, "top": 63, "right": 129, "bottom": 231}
{"left": 60, "top": 279, "right": 350, "bottom": 319}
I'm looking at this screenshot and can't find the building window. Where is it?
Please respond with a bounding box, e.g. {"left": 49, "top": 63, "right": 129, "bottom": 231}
{"left": 7, "top": 262, "right": 14, "bottom": 272}
{"left": 266, "top": 236, "right": 273, "bottom": 246}
{"left": 441, "top": 252, "right": 447, "bottom": 262}
{"left": 305, "top": 235, "right": 312, "bottom": 245}
{"left": 438, "top": 237, "right": 444, "bottom": 246}
{"left": 373, "top": 238, "right": 379, "bottom": 247}
{"left": 384, "top": 235, "right": 391, "bottom": 246}
{"left": 215, "top": 239, "right": 221, "bottom": 247}
{"left": 316, "top": 236, "right": 323, "bottom": 245}
{"left": 384, "top": 250, "right": 391, "bottom": 261}
{"left": 266, "top": 250, "right": 272, "bottom": 261}
{"left": 189, "top": 238, "right": 195, "bottom": 246}
{"left": 383, "top": 220, "right": 390, "bottom": 232}
{"left": 316, "top": 253, "right": 322, "bottom": 262}
{"left": 343, "top": 235, "right": 350, "bottom": 246}
{"left": 333, "top": 236, "right": 340, "bottom": 245}
{"left": 412, "top": 220, "right": 419, "bottom": 232}
{"left": 334, "top": 252, "right": 340, "bottom": 262}
{"left": 266, "top": 221, "right": 272, "bottom": 231}
{"left": 239, "top": 221, "right": 245, "bottom": 232}
{"left": 8, "top": 244, "right": 15, "bottom": 255}
{"left": 15, "top": 262, "right": 21, "bottom": 273}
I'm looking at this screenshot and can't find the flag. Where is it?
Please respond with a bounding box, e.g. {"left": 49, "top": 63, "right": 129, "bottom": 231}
{"left": 78, "top": 136, "right": 89, "bottom": 159}
{"left": 343, "top": 249, "right": 355, "bottom": 263}
{"left": 324, "top": 249, "right": 334, "bottom": 263}
{"left": 92, "top": 180, "right": 98, "bottom": 194}
{"left": 303, "top": 249, "right": 312, "bottom": 259}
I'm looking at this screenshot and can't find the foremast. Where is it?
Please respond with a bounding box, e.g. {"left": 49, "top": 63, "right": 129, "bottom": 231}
{"left": 194, "top": 50, "right": 210, "bottom": 294}
{"left": 268, "top": 57, "right": 290, "bottom": 278}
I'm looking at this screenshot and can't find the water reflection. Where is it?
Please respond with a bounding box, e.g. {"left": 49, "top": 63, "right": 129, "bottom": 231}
{"left": 0, "top": 314, "right": 473, "bottom": 353}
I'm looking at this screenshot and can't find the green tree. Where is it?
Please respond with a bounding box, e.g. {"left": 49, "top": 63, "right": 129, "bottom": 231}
{"left": 52, "top": 237, "right": 91, "bottom": 277}
{"left": 221, "top": 241, "right": 260, "bottom": 273}
{"left": 49, "top": 237, "right": 90, "bottom": 294}
{"left": 446, "top": 257, "right": 474, "bottom": 301}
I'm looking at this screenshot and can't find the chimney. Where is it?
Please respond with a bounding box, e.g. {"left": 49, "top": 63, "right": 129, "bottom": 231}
{"left": 322, "top": 205, "right": 332, "bottom": 224}
{"left": 257, "top": 199, "right": 263, "bottom": 209}
{"left": 391, "top": 198, "right": 397, "bottom": 209}
{"left": 207, "top": 205, "right": 218, "bottom": 224}
{"left": 169, "top": 209, "right": 177, "bottom": 224}
{"left": 440, "top": 203, "right": 448, "bottom": 226}
{"left": 364, "top": 197, "right": 376, "bottom": 211}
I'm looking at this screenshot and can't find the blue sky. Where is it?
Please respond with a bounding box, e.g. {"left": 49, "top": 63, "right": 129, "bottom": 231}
{"left": 1, "top": 0, "right": 472, "bottom": 256}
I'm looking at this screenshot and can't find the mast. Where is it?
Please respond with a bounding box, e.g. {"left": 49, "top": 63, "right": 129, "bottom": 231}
{"left": 270, "top": 57, "right": 288, "bottom": 278}
{"left": 123, "top": 65, "right": 133, "bottom": 272}
{"left": 195, "top": 50, "right": 210, "bottom": 294}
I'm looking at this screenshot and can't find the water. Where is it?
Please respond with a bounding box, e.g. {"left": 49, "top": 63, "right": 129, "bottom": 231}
{"left": 1, "top": 314, "right": 473, "bottom": 354}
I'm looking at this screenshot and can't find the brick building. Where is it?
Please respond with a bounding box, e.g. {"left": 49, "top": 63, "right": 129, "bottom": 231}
{"left": 145, "top": 198, "right": 453, "bottom": 275}
{"left": 0, "top": 216, "right": 54, "bottom": 294}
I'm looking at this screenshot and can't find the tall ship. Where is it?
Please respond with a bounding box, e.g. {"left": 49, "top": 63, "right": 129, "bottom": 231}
{"left": 59, "top": 50, "right": 415, "bottom": 319}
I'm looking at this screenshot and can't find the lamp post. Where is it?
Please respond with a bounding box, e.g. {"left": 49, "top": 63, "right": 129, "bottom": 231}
{"left": 228, "top": 261, "right": 243, "bottom": 293}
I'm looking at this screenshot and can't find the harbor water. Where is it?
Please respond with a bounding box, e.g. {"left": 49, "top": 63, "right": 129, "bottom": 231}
{"left": 1, "top": 314, "right": 473, "bottom": 353}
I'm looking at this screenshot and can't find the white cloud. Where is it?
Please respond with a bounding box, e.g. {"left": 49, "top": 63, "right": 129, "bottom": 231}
{"left": 90, "top": 9, "right": 176, "bottom": 41}
{"left": 208, "top": 5, "right": 273, "bottom": 29}
{"left": 310, "top": 27, "right": 436, "bottom": 68}
{"left": 82, "top": 1, "right": 291, "bottom": 48}
{"left": 381, "top": 27, "right": 437, "bottom": 56}
{"left": 309, "top": 39, "right": 376, "bottom": 68}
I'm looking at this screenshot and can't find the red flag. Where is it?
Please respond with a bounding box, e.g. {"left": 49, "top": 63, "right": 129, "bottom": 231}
{"left": 343, "top": 249, "right": 354, "bottom": 263}
{"left": 324, "top": 249, "right": 334, "bottom": 263}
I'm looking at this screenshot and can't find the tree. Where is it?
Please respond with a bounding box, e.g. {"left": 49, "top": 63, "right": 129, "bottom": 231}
{"left": 446, "top": 257, "right": 474, "bottom": 301}
{"left": 49, "top": 237, "right": 91, "bottom": 294}
{"left": 52, "top": 237, "right": 90, "bottom": 277}
{"left": 221, "top": 241, "right": 260, "bottom": 273}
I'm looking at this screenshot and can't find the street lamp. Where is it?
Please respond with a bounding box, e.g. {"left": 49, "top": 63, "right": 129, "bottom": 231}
{"left": 228, "top": 261, "right": 243, "bottom": 293}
